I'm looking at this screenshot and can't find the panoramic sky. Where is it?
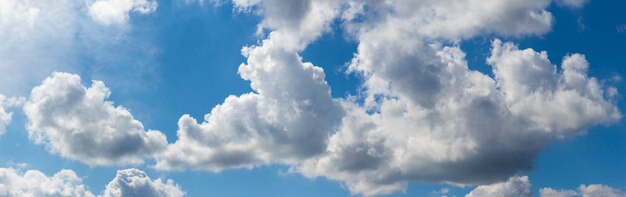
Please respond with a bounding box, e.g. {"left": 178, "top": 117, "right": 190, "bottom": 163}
{"left": 1, "top": 0, "right": 626, "bottom": 196}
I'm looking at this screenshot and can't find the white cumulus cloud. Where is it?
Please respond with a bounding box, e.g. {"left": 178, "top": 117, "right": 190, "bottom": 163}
{"left": 541, "top": 184, "right": 626, "bottom": 197}
{"left": 0, "top": 168, "right": 95, "bottom": 197}
{"left": 489, "top": 42, "right": 620, "bottom": 136}
{"left": 465, "top": 176, "right": 626, "bottom": 197}
{"left": 152, "top": 0, "right": 619, "bottom": 196}
{"left": 103, "top": 168, "right": 185, "bottom": 197}
{"left": 155, "top": 0, "right": 345, "bottom": 171}
{"left": 465, "top": 176, "right": 531, "bottom": 197}
{"left": 289, "top": 1, "right": 619, "bottom": 195}
{"left": 23, "top": 72, "right": 168, "bottom": 166}
{"left": 297, "top": 39, "right": 619, "bottom": 196}
{"left": 0, "top": 167, "right": 184, "bottom": 197}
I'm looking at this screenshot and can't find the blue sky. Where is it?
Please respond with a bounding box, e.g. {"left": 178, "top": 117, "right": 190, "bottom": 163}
{"left": 0, "top": 0, "right": 626, "bottom": 196}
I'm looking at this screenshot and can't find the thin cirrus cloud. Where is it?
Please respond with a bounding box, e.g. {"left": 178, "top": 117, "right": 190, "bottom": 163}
{"left": 0, "top": 167, "right": 183, "bottom": 197}
{"left": 555, "top": 0, "right": 588, "bottom": 9}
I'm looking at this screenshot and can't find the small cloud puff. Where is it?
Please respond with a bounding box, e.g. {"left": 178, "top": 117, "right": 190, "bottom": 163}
{"left": 0, "top": 167, "right": 184, "bottom": 197}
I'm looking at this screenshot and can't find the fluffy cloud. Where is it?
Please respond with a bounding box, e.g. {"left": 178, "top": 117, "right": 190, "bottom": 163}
{"left": 23, "top": 72, "right": 168, "bottom": 165}
{"left": 541, "top": 184, "right": 626, "bottom": 197}
{"left": 298, "top": 39, "right": 619, "bottom": 195}
{"left": 489, "top": 43, "right": 620, "bottom": 136}
{"left": 0, "top": 0, "right": 614, "bottom": 196}
{"left": 88, "top": 0, "right": 158, "bottom": 25}
{"left": 154, "top": 0, "right": 345, "bottom": 171}
{"left": 103, "top": 168, "right": 184, "bottom": 197}
{"left": 156, "top": 0, "right": 618, "bottom": 196}
{"left": 0, "top": 168, "right": 94, "bottom": 197}
{"left": 578, "top": 185, "right": 626, "bottom": 197}
{"left": 339, "top": 0, "right": 552, "bottom": 41}
{"left": 289, "top": 0, "right": 619, "bottom": 195}
{"left": 465, "top": 176, "right": 531, "bottom": 197}
{"left": 0, "top": 167, "right": 183, "bottom": 197}
{"left": 465, "top": 177, "right": 626, "bottom": 197}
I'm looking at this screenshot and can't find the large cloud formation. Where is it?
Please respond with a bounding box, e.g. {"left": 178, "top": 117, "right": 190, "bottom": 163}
{"left": 297, "top": 41, "right": 619, "bottom": 195}
{"left": 0, "top": 167, "right": 183, "bottom": 197}
{"left": 8, "top": 0, "right": 618, "bottom": 196}
{"left": 23, "top": 72, "right": 168, "bottom": 165}
{"left": 154, "top": 0, "right": 345, "bottom": 171}
{"left": 151, "top": 0, "right": 620, "bottom": 196}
